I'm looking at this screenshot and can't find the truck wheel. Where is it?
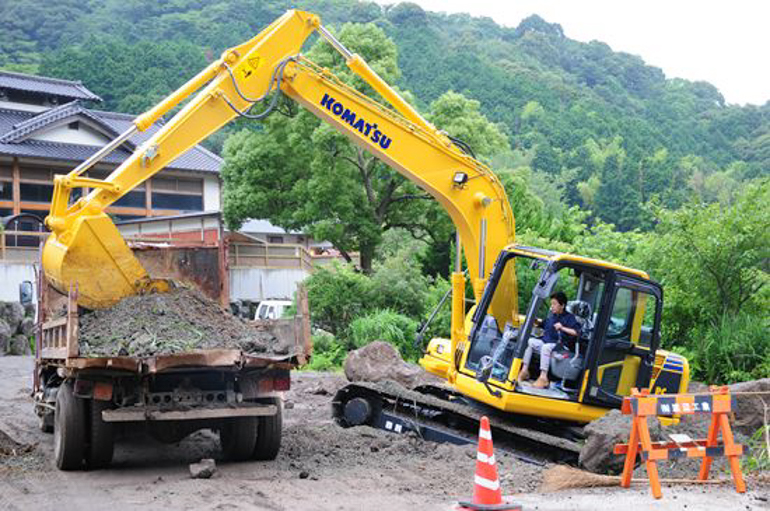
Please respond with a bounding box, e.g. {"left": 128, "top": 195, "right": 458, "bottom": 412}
{"left": 252, "top": 398, "right": 282, "bottom": 460}
{"left": 54, "top": 382, "right": 86, "bottom": 470}
{"left": 220, "top": 417, "right": 258, "bottom": 461}
{"left": 87, "top": 400, "right": 114, "bottom": 469}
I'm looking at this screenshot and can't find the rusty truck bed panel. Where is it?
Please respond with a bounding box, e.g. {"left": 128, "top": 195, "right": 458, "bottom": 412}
{"left": 53, "top": 349, "right": 297, "bottom": 374}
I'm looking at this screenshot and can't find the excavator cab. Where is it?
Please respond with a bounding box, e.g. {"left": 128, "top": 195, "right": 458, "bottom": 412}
{"left": 423, "top": 245, "right": 689, "bottom": 423}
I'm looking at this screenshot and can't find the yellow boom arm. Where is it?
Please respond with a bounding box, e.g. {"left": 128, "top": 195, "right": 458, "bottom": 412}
{"left": 42, "top": 10, "right": 517, "bottom": 348}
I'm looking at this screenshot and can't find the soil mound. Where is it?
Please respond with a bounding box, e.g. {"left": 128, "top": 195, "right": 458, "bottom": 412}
{"left": 78, "top": 288, "right": 293, "bottom": 358}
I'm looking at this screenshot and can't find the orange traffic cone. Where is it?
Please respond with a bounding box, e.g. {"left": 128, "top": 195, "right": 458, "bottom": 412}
{"left": 456, "top": 416, "right": 521, "bottom": 511}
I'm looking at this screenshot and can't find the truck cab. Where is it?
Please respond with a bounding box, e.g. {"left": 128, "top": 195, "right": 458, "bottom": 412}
{"left": 254, "top": 300, "right": 293, "bottom": 321}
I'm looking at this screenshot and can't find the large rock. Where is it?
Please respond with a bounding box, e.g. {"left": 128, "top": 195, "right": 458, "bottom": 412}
{"left": 344, "top": 341, "right": 440, "bottom": 389}
{"left": 23, "top": 302, "right": 36, "bottom": 319}
{"left": 0, "top": 302, "right": 24, "bottom": 333}
{"left": 18, "top": 317, "right": 35, "bottom": 337}
{"left": 579, "top": 409, "right": 661, "bottom": 474}
{"left": 7, "top": 334, "right": 32, "bottom": 356}
{"left": 728, "top": 378, "right": 770, "bottom": 436}
{"left": 0, "top": 319, "right": 10, "bottom": 355}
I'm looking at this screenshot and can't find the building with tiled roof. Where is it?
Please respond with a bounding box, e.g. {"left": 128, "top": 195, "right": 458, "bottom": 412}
{"left": 0, "top": 70, "right": 222, "bottom": 225}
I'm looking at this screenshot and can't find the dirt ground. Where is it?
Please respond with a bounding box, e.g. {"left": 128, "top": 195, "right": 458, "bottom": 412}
{"left": 1, "top": 356, "right": 768, "bottom": 511}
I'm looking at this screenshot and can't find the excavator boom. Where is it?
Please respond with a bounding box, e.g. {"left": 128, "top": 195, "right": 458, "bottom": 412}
{"left": 43, "top": 9, "right": 516, "bottom": 328}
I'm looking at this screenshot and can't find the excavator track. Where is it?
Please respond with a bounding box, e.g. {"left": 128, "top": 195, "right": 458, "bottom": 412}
{"left": 332, "top": 381, "right": 584, "bottom": 463}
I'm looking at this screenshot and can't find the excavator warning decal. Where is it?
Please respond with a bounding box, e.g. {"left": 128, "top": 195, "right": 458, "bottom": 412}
{"left": 239, "top": 57, "right": 262, "bottom": 81}
{"left": 320, "top": 93, "right": 392, "bottom": 150}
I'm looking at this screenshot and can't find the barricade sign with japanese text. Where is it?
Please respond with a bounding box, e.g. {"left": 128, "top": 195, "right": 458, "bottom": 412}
{"left": 613, "top": 386, "right": 745, "bottom": 499}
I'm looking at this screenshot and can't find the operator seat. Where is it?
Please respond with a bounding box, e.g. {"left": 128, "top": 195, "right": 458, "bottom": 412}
{"left": 550, "top": 300, "right": 594, "bottom": 386}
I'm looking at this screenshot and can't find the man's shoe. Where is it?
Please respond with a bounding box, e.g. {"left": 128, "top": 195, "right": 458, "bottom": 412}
{"left": 532, "top": 376, "right": 550, "bottom": 389}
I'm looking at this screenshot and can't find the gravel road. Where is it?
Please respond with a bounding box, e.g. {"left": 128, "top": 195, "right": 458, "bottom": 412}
{"left": 0, "top": 356, "right": 767, "bottom": 511}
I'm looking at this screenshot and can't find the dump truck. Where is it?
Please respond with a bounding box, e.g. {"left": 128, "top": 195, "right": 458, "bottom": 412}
{"left": 28, "top": 240, "right": 311, "bottom": 470}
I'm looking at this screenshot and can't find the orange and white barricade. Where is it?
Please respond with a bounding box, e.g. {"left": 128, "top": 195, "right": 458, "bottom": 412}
{"left": 614, "top": 386, "right": 746, "bottom": 499}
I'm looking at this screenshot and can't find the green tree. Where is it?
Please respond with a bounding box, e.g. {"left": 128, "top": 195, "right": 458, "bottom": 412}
{"left": 223, "top": 23, "right": 508, "bottom": 273}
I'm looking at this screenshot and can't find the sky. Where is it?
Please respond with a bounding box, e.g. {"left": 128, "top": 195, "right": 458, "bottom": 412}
{"left": 376, "top": 0, "right": 769, "bottom": 106}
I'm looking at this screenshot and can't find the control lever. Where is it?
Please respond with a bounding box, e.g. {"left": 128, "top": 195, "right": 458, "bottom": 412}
{"left": 476, "top": 324, "right": 516, "bottom": 398}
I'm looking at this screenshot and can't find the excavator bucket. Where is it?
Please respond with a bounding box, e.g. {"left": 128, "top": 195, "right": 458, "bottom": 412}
{"left": 42, "top": 213, "right": 160, "bottom": 310}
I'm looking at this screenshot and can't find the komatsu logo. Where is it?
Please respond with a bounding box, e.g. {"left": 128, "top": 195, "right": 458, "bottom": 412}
{"left": 320, "top": 94, "right": 392, "bottom": 150}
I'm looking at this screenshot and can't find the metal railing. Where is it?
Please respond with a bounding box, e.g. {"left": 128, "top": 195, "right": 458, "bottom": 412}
{"left": 0, "top": 230, "right": 47, "bottom": 262}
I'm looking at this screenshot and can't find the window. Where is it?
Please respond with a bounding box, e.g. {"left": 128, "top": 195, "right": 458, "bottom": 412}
{"left": 151, "top": 175, "right": 204, "bottom": 212}
{"left": 114, "top": 190, "right": 146, "bottom": 208}
{"left": 267, "top": 235, "right": 284, "bottom": 244}
{"left": 68, "top": 122, "right": 79, "bottom": 130}
{"left": 0, "top": 208, "right": 12, "bottom": 218}
{"left": 636, "top": 292, "right": 659, "bottom": 348}
{"left": 151, "top": 192, "right": 203, "bottom": 211}
{"left": 0, "top": 180, "right": 11, "bottom": 201}
{"left": 20, "top": 183, "right": 54, "bottom": 203}
{"left": 607, "top": 287, "right": 633, "bottom": 337}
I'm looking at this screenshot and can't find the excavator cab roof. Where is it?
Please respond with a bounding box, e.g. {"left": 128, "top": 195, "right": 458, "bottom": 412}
{"left": 505, "top": 244, "right": 650, "bottom": 280}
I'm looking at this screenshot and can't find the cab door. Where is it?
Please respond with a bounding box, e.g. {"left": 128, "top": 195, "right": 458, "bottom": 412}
{"left": 583, "top": 276, "right": 662, "bottom": 408}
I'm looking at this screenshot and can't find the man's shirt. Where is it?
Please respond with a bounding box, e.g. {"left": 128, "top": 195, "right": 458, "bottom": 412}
{"left": 542, "top": 310, "right": 581, "bottom": 346}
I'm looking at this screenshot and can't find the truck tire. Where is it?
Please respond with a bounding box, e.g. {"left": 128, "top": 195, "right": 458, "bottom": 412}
{"left": 87, "top": 399, "right": 114, "bottom": 469}
{"left": 54, "top": 382, "right": 86, "bottom": 470}
{"left": 220, "top": 417, "right": 258, "bottom": 461}
{"left": 252, "top": 398, "right": 282, "bottom": 460}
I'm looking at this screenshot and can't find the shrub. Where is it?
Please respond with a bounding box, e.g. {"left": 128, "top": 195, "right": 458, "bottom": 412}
{"left": 305, "top": 262, "right": 375, "bottom": 335}
{"left": 304, "top": 332, "right": 346, "bottom": 372}
{"left": 346, "top": 310, "right": 420, "bottom": 361}
{"left": 674, "top": 312, "right": 770, "bottom": 384}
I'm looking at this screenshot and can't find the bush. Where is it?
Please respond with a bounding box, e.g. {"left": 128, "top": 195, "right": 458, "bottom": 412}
{"left": 306, "top": 262, "right": 375, "bottom": 335}
{"left": 673, "top": 312, "right": 770, "bottom": 384}
{"left": 347, "top": 310, "right": 420, "bottom": 361}
{"left": 305, "top": 332, "right": 346, "bottom": 372}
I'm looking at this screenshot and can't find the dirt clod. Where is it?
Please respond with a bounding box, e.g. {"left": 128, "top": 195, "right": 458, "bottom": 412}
{"left": 189, "top": 458, "right": 217, "bottom": 479}
{"left": 78, "top": 288, "right": 293, "bottom": 358}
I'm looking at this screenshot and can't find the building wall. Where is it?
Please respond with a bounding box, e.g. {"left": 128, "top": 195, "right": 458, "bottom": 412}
{"left": 0, "top": 158, "right": 220, "bottom": 221}
{"left": 229, "top": 267, "right": 310, "bottom": 302}
{"left": 32, "top": 121, "right": 110, "bottom": 146}
{"left": 0, "top": 262, "right": 36, "bottom": 302}
{"left": 203, "top": 175, "right": 220, "bottom": 211}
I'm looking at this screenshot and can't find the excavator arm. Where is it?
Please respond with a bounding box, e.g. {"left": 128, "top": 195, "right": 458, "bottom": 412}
{"left": 43, "top": 10, "right": 518, "bottom": 359}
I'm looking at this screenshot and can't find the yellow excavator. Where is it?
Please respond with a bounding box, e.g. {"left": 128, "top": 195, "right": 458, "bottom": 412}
{"left": 43, "top": 10, "right": 689, "bottom": 456}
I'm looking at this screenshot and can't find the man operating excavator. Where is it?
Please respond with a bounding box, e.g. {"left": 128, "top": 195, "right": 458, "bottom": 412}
{"left": 517, "top": 291, "right": 581, "bottom": 389}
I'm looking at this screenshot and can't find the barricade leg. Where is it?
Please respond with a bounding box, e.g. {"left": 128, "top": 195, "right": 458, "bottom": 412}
{"left": 698, "top": 411, "right": 720, "bottom": 481}
{"left": 718, "top": 413, "right": 746, "bottom": 493}
{"left": 620, "top": 417, "right": 639, "bottom": 489}
{"left": 637, "top": 416, "right": 662, "bottom": 499}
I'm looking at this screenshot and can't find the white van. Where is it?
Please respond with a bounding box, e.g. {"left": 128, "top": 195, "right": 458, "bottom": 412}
{"left": 254, "top": 300, "right": 293, "bottom": 320}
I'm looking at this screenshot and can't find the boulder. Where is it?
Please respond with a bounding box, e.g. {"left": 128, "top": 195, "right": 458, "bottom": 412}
{"left": 189, "top": 458, "right": 217, "bottom": 479}
{"left": 0, "top": 319, "right": 10, "bottom": 355}
{"left": 344, "top": 340, "right": 440, "bottom": 389}
{"left": 18, "top": 317, "right": 35, "bottom": 337}
{"left": 23, "top": 303, "right": 36, "bottom": 319}
{"left": 7, "top": 334, "right": 32, "bottom": 356}
{"left": 728, "top": 378, "right": 770, "bottom": 436}
{"left": 0, "top": 302, "right": 24, "bottom": 334}
{"left": 579, "top": 409, "right": 661, "bottom": 474}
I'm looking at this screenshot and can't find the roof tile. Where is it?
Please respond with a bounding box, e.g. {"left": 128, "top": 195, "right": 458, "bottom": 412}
{"left": 0, "top": 71, "right": 102, "bottom": 102}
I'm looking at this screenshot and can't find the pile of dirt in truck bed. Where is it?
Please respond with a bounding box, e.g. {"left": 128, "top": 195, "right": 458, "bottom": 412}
{"left": 78, "top": 288, "right": 294, "bottom": 358}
